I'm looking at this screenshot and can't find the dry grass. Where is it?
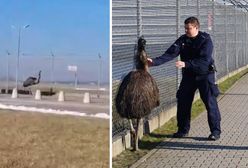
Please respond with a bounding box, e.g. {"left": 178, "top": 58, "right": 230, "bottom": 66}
{"left": 0, "top": 110, "right": 109, "bottom": 168}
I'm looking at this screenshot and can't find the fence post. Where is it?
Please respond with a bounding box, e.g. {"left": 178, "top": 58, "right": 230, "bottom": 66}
{"left": 235, "top": 7, "right": 238, "bottom": 69}
{"left": 176, "top": 0, "right": 181, "bottom": 89}
{"left": 135, "top": 0, "right": 142, "bottom": 70}
{"left": 244, "top": 13, "right": 246, "bottom": 66}
{"left": 212, "top": 0, "right": 217, "bottom": 79}
{"left": 224, "top": 1, "right": 229, "bottom": 75}
{"left": 245, "top": 13, "right": 248, "bottom": 65}
{"left": 243, "top": 12, "right": 245, "bottom": 67}
{"left": 137, "top": 0, "right": 142, "bottom": 37}
{"left": 197, "top": 0, "right": 200, "bottom": 19}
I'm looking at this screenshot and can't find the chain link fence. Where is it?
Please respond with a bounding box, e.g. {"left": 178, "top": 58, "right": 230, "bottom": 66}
{"left": 112, "top": 0, "right": 248, "bottom": 138}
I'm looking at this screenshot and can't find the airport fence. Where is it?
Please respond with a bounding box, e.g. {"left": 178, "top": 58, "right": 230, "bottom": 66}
{"left": 112, "top": 0, "right": 248, "bottom": 138}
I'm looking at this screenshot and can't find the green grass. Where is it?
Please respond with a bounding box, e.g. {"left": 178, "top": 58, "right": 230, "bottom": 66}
{"left": 0, "top": 110, "right": 109, "bottom": 168}
{"left": 113, "top": 68, "right": 248, "bottom": 168}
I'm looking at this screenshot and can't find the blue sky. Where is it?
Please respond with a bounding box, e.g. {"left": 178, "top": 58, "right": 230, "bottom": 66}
{"left": 0, "top": 0, "right": 109, "bottom": 83}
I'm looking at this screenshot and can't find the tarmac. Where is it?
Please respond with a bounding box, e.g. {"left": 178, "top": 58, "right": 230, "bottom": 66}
{"left": 131, "top": 73, "right": 248, "bottom": 168}
{"left": 0, "top": 90, "right": 109, "bottom": 117}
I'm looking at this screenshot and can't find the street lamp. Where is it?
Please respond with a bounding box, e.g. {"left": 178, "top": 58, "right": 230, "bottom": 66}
{"left": 6, "top": 50, "right": 10, "bottom": 93}
{"left": 51, "top": 51, "right": 55, "bottom": 85}
{"left": 15, "top": 24, "right": 30, "bottom": 91}
{"left": 97, "top": 53, "right": 102, "bottom": 98}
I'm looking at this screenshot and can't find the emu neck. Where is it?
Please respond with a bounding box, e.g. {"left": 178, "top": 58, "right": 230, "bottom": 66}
{"left": 143, "top": 64, "right": 149, "bottom": 72}
{"left": 136, "top": 50, "right": 149, "bottom": 72}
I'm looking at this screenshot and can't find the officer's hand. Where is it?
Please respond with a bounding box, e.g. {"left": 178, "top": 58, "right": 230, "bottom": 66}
{"left": 147, "top": 58, "right": 153, "bottom": 67}
{"left": 176, "top": 61, "right": 185, "bottom": 69}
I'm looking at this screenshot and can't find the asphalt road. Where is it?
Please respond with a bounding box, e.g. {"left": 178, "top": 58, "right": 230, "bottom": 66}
{"left": 0, "top": 93, "right": 109, "bottom": 115}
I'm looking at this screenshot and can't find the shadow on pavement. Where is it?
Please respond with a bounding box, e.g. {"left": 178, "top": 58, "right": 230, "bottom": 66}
{"left": 220, "top": 93, "right": 248, "bottom": 96}
{"left": 157, "top": 140, "right": 248, "bottom": 151}
{"left": 140, "top": 133, "right": 248, "bottom": 151}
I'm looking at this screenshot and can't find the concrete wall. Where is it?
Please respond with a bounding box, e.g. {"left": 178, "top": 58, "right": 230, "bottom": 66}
{"left": 112, "top": 131, "right": 131, "bottom": 157}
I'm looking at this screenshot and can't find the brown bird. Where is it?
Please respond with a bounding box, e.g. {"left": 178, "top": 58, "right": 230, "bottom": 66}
{"left": 115, "top": 36, "right": 160, "bottom": 151}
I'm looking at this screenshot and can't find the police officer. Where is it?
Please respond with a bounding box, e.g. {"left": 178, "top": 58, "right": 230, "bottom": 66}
{"left": 148, "top": 17, "right": 221, "bottom": 140}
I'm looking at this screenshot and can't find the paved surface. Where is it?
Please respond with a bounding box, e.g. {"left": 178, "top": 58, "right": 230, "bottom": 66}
{"left": 131, "top": 73, "right": 248, "bottom": 168}
{"left": 0, "top": 93, "right": 109, "bottom": 115}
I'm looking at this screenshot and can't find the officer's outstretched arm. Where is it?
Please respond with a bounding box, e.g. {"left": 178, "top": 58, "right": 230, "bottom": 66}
{"left": 152, "top": 37, "right": 182, "bottom": 66}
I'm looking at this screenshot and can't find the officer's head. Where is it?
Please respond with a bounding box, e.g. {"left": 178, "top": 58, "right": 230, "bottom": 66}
{"left": 184, "top": 17, "right": 200, "bottom": 38}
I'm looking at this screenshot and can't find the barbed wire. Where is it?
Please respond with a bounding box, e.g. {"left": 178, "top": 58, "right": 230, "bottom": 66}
{"left": 222, "top": 0, "right": 248, "bottom": 11}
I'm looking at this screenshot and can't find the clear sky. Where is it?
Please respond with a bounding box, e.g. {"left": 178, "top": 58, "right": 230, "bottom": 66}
{"left": 0, "top": 0, "right": 109, "bottom": 83}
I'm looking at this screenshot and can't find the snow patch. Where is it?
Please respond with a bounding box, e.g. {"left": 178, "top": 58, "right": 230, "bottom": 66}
{"left": 0, "top": 103, "right": 109, "bottom": 119}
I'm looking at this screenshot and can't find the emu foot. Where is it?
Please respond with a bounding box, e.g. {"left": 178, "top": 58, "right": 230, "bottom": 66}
{"left": 130, "top": 130, "right": 139, "bottom": 151}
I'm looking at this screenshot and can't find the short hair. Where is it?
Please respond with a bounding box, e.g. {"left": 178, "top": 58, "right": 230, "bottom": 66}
{"left": 184, "top": 17, "right": 200, "bottom": 28}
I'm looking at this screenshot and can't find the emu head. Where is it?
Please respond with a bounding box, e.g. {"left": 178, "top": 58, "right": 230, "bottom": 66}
{"left": 38, "top": 70, "right": 41, "bottom": 77}
{"left": 136, "top": 36, "right": 148, "bottom": 71}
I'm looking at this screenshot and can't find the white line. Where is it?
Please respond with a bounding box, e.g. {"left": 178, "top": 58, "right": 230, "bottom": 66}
{"left": 0, "top": 103, "right": 109, "bottom": 119}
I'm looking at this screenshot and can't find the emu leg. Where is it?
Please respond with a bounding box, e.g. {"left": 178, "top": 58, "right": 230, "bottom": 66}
{"left": 29, "top": 88, "right": 32, "bottom": 95}
{"left": 129, "top": 119, "right": 135, "bottom": 149}
{"left": 129, "top": 119, "right": 135, "bottom": 134}
{"left": 134, "top": 118, "right": 140, "bottom": 151}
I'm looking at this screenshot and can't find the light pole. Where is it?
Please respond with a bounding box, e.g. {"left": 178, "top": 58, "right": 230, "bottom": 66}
{"left": 74, "top": 69, "right": 78, "bottom": 89}
{"left": 51, "top": 51, "right": 55, "bottom": 85}
{"left": 15, "top": 24, "right": 30, "bottom": 91}
{"left": 97, "top": 53, "right": 102, "bottom": 98}
{"left": 6, "top": 50, "right": 10, "bottom": 93}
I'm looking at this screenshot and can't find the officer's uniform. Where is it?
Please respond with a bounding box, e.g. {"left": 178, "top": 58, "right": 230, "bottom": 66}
{"left": 152, "top": 31, "right": 221, "bottom": 136}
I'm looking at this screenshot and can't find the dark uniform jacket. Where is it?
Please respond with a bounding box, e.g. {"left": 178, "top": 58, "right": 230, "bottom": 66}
{"left": 152, "top": 31, "right": 214, "bottom": 75}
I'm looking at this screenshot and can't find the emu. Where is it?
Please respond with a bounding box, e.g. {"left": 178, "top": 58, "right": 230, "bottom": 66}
{"left": 115, "top": 37, "right": 160, "bottom": 151}
{"left": 23, "top": 70, "right": 41, "bottom": 88}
